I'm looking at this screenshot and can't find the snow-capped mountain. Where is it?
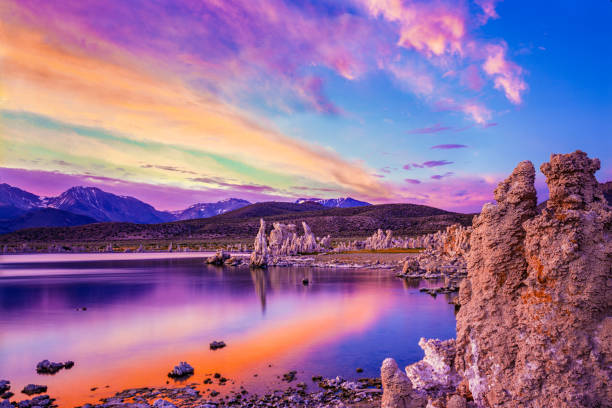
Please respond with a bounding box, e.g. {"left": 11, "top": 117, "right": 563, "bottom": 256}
{"left": 46, "top": 186, "right": 175, "bottom": 224}
{"left": 0, "top": 184, "right": 376, "bottom": 233}
{"left": 295, "top": 197, "right": 371, "bottom": 208}
{"left": 172, "top": 198, "right": 251, "bottom": 220}
{"left": 0, "top": 183, "right": 43, "bottom": 210}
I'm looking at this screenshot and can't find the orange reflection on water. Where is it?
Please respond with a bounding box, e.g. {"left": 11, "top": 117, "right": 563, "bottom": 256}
{"left": 45, "top": 291, "right": 387, "bottom": 406}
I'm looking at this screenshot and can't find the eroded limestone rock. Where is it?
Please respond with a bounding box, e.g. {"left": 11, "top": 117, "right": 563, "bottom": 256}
{"left": 405, "top": 338, "right": 460, "bottom": 397}
{"left": 383, "top": 151, "right": 612, "bottom": 408}
{"left": 381, "top": 358, "right": 423, "bottom": 408}
{"left": 455, "top": 151, "right": 611, "bottom": 407}
{"left": 250, "top": 219, "right": 269, "bottom": 268}
{"left": 250, "top": 220, "right": 327, "bottom": 266}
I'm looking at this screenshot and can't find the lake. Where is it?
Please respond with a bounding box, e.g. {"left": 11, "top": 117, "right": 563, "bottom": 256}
{"left": 0, "top": 254, "right": 457, "bottom": 407}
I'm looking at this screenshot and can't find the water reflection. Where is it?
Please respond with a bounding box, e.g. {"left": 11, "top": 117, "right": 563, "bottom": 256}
{"left": 0, "top": 256, "right": 456, "bottom": 407}
{"left": 250, "top": 268, "right": 267, "bottom": 313}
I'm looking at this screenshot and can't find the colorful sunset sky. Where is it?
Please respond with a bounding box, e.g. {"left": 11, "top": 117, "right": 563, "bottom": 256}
{"left": 1, "top": 0, "right": 610, "bottom": 212}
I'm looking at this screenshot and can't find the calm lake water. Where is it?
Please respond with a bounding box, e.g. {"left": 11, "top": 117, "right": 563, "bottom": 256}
{"left": 0, "top": 254, "right": 457, "bottom": 407}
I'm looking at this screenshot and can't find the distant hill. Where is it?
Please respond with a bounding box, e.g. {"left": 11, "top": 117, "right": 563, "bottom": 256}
{"left": 0, "top": 202, "right": 474, "bottom": 243}
{"left": 216, "top": 201, "right": 327, "bottom": 219}
{"left": 47, "top": 186, "right": 175, "bottom": 224}
{"left": 0, "top": 208, "right": 97, "bottom": 234}
{"left": 295, "top": 197, "right": 371, "bottom": 208}
{"left": 172, "top": 198, "right": 251, "bottom": 220}
{"left": 0, "top": 206, "right": 27, "bottom": 220}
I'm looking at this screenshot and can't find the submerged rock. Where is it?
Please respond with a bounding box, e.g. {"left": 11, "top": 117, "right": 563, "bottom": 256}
{"left": 167, "top": 362, "right": 194, "bottom": 378}
{"left": 209, "top": 341, "right": 226, "bottom": 350}
{"left": 0, "top": 381, "right": 9, "bottom": 395}
{"left": 36, "top": 360, "right": 73, "bottom": 374}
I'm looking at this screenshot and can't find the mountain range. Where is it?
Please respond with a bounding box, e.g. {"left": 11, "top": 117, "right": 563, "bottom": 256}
{"left": 0, "top": 183, "right": 371, "bottom": 233}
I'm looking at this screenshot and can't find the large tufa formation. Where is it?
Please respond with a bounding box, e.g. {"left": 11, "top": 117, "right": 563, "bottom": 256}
{"left": 454, "top": 160, "right": 539, "bottom": 406}
{"left": 455, "top": 151, "right": 612, "bottom": 407}
{"left": 335, "top": 224, "right": 471, "bottom": 255}
{"left": 249, "top": 219, "right": 329, "bottom": 267}
{"left": 267, "top": 221, "right": 326, "bottom": 257}
{"left": 383, "top": 151, "right": 612, "bottom": 407}
{"left": 364, "top": 229, "right": 394, "bottom": 250}
{"left": 249, "top": 219, "right": 269, "bottom": 268}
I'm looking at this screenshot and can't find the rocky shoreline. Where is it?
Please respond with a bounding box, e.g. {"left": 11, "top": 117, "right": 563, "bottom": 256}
{"left": 0, "top": 373, "right": 385, "bottom": 408}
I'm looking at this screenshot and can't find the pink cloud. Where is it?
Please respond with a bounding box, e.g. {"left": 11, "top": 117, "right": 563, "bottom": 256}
{"left": 431, "top": 144, "right": 468, "bottom": 149}
{"left": 297, "top": 76, "right": 341, "bottom": 115}
{"left": 422, "top": 160, "right": 454, "bottom": 167}
{"left": 10, "top": 0, "right": 527, "bottom": 125}
{"left": 475, "top": 0, "right": 500, "bottom": 24}
{"left": 461, "top": 65, "right": 484, "bottom": 91}
{"left": 431, "top": 171, "right": 454, "bottom": 180}
{"left": 435, "top": 98, "right": 491, "bottom": 124}
{"left": 483, "top": 43, "right": 528, "bottom": 104}
{"left": 364, "top": 0, "right": 467, "bottom": 56}
{"left": 360, "top": 0, "right": 526, "bottom": 108}
{"left": 404, "top": 178, "right": 421, "bottom": 184}
{"left": 406, "top": 123, "right": 452, "bottom": 135}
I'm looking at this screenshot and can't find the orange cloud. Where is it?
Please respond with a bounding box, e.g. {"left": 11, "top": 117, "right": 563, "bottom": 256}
{"left": 0, "top": 20, "right": 390, "bottom": 199}
{"left": 483, "top": 43, "right": 527, "bottom": 104}
{"left": 364, "top": 0, "right": 466, "bottom": 56}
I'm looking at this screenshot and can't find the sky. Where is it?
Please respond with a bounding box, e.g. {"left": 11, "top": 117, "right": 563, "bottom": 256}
{"left": 1, "top": 0, "right": 611, "bottom": 213}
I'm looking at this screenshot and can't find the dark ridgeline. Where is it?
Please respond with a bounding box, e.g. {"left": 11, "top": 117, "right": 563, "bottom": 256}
{"left": 0, "top": 201, "right": 473, "bottom": 243}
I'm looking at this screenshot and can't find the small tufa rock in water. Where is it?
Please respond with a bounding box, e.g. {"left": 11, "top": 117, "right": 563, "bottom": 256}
{"left": 205, "top": 250, "right": 230, "bottom": 265}
{"left": 282, "top": 370, "right": 297, "bottom": 382}
{"left": 36, "top": 359, "right": 74, "bottom": 374}
{"left": 21, "top": 384, "right": 47, "bottom": 396}
{"left": 209, "top": 341, "right": 226, "bottom": 350}
{"left": 224, "top": 256, "right": 242, "bottom": 266}
{"left": 0, "top": 381, "right": 9, "bottom": 395}
{"left": 167, "top": 362, "right": 194, "bottom": 378}
{"left": 14, "top": 394, "right": 54, "bottom": 407}
{"left": 301, "top": 278, "right": 309, "bottom": 285}
{"left": 0, "top": 392, "right": 13, "bottom": 400}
